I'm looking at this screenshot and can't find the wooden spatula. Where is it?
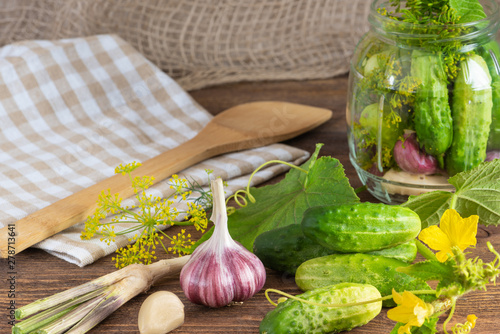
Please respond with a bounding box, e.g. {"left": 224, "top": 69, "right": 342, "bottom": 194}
{"left": 0, "top": 101, "right": 331, "bottom": 257}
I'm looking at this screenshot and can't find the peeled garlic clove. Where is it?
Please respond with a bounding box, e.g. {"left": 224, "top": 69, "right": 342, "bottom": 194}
{"left": 180, "top": 178, "right": 266, "bottom": 308}
{"left": 393, "top": 132, "right": 439, "bottom": 175}
{"left": 138, "top": 291, "right": 184, "bottom": 334}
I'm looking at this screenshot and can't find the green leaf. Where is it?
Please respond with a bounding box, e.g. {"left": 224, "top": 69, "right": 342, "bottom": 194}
{"left": 448, "top": 160, "right": 500, "bottom": 226}
{"left": 402, "top": 191, "right": 452, "bottom": 229}
{"left": 403, "top": 160, "right": 500, "bottom": 228}
{"left": 226, "top": 144, "right": 359, "bottom": 250}
{"left": 435, "top": 280, "right": 464, "bottom": 298}
{"left": 397, "top": 259, "right": 455, "bottom": 283}
{"left": 390, "top": 316, "right": 439, "bottom": 334}
{"left": 449, "top": 0, "right": 487, "bottom": 24}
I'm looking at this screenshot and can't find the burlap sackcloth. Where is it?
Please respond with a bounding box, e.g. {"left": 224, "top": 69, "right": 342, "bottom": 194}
{"left": 0, "top": 34, "right": 310, "bottom": 267}
{"left": 0, "top": 0, "right": 372, "bottom": 90}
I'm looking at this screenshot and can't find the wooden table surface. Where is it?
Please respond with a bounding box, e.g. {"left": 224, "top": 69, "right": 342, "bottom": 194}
{"left": 3, "top": 76, "right": 500, "bottom": 333}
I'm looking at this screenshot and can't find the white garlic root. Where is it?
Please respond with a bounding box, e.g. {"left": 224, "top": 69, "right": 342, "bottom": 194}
{"left": 138, "top": 291, "right": 185, "bottom": 334}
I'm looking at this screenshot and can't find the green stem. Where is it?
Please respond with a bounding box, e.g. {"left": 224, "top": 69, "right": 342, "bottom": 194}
{"left": 111, "top": 225, "right": 144, "bottom": 236}
{"left": 171, "top": 220, "right": 194, "bottom": 226}
{"left": 303, "top": 143, "right": 323, "bottom": 188}
{"left": 157, "top": 230, "right": 170, "bottom": 255}
{"left": 410, "top": 289, "right": 438, "bottom": 297}
{"left": 13, "top": 287, "right": 108, "bottom": 333}
{"left": 449, "top": 193, "right": 458, "bottom": 210}
{"left": 98, "top": 221, "right": 139, "bottom": 226}
{"left": 487, "top": 241, "right": 500, "bottom": 264}
{"left": 13, "top": 306, "right": 77, "bottom": 334}
{"left": 111, "top": 205, "right": 137, "bottom": 218}
{"left": 442, "top": 301, "right": 456, "bottom": 334}
{"left": 36, "top": 293, "right": 108, "bottom": 334}
{"left": 416, "top": 239, "right": 438, "bottom": 261}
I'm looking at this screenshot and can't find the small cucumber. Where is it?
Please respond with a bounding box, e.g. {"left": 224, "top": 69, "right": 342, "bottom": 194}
{"left": 301, "top": 203, "right": 421, "bottom": 253}
{"left": 259, "top": 283, "right": 381, "bottom": 334}
{"left": 411, "top": 50, "right": 453, "bottom": 159}
{"left": 358, "top": 102, "right": 404, "bottom": 151}
{"left": 480, "top": 41, "right": 500, "bottom": 150}
{"left": 447, "top": 54, "right": 493, "bottom": 175}
{"left": 295, "top": 253, "right": 432, "bottom": 307}
{"left": 253, "top": 224, "right": 417, "bottom": 274}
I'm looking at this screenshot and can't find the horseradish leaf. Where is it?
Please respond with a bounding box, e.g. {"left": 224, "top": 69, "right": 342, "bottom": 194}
{"left": 403, "top": 160, "right": 500, "bottom": 228}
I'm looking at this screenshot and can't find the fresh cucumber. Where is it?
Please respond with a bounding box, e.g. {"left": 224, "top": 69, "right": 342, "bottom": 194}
{"left": 411, "top": 50, "right": 453, "bottom": 161}
{"left": 301, "top": 203, "right": 421, "bottom": 253}
{"left": 295, "top": 253, "right": 433, "bottom": 307}
{"left": 447, "top": 54, "right": 493, "bottom": 175}
{"left": 259, "top": 283, "right": 381, "bottom": 334}
{"left": 480, "top": 41, "right": 500, "bottom": 150}
{"left": 358, "top": 102, "right": 404, "bottom": 152}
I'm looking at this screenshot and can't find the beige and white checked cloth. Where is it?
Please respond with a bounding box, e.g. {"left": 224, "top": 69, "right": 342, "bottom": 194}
{"left": 0, "top": 34, "right": 310, "bottom": 266}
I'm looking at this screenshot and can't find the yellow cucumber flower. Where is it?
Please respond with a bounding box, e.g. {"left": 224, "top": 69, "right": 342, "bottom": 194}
{"left": 387, "top": 289, "right": 434, "bottom": 334}
{"left": 418, "top": 209, "right": 478, "bottom": 262}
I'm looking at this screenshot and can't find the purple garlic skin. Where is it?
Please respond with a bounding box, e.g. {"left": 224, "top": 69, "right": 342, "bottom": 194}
{"left": 393, "top": 133, "right": 439, "bottom": 175}
{"left": 180, "top": 240, "right": 266, "bottom": 308}
{"left": 180, "top": 178, "right": 266, "bottom": 308}
{"left": 486, "top": 150, "right": 500, "bottom": 161}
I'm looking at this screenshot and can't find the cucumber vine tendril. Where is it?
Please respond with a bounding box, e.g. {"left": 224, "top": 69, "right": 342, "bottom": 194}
{"left": 225, "top": 160, "right": 308, "bottom": 214}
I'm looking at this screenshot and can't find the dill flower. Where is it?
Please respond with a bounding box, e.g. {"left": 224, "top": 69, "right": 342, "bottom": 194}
{"left": 167, "top": 229, "right": 195, "bottom": 255}
{"left": 186, "top": 202, "right": 208, "bottom": 232}
{"left": 115, "top": 161, "right": 142, "bottom": 174}
{"left": 81, "top": 162, "right": 211, "bottom": 268}
{"left": 418, "top": 209, "right": 478, "bottom": 262}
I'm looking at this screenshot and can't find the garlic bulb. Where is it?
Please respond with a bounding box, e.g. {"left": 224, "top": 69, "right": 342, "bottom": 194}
{"left": 179, "top": 178, "right": 266, "bottom": 308}
{"left": 486, "top": 150, "right": 500, "bottom": 161}
{"left": 393, "top": 132, "right": 439, "bottom": 175}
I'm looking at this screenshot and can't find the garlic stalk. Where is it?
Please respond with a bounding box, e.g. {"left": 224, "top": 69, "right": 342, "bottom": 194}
{"left": 13, "top": 256, "right": 189, "bottom": 334}
{"left": 180, "top": 178, "right": 266, "bottom": 308}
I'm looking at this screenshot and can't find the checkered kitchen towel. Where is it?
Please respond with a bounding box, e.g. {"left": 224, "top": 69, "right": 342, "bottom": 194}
{"left": 0, "top": 35, "right": 310, "bottom": 266}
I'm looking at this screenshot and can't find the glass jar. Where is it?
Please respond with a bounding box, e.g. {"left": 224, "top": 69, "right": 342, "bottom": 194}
{"left": 347, "top": 0, "right": 500, "bottom": 204}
